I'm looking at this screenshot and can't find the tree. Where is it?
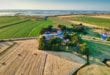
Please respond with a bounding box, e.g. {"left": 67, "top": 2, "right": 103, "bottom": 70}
{"left": 79, "top": 43, "right": 90, "bottom": 65}
{"left": 38, "top": 36, "right": 46, "bottom": 50}
{"left": 72, "top": 23, "right": 87, "bottom": 34}
{"left": 70, "top": 33, "right": 82, "bottom": 46}
{"left": 50, "top": 37, "right": 63, "bottom": 51}
{"left": 57, "top": 24, "right": 67, "bottom": 32}
{"left": 40, "top": 28, "right": 47, "bottom": 34}
{"left": 47, "top": 25, "right": 53, "bottom": 32}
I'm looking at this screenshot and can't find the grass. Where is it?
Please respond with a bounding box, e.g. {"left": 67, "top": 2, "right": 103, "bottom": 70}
{"left": 73, "top": 16, "right": 110, "bottom": 27}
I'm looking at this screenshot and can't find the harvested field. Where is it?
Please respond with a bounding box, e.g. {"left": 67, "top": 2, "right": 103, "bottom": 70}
{"left": 0, "top": 39, "right": 85, "bottom": 75}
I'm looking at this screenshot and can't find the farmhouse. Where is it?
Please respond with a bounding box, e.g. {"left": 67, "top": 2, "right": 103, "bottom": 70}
{"left": 40, "top": 25, "right": 72, "bottom": 45}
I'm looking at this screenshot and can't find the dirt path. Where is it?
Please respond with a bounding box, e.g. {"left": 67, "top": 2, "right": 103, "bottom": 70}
{"left": 0, "top": 39, "right": 85, "bottom": 75}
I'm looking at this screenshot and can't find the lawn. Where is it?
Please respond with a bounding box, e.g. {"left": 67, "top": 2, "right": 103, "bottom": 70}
{"left": 73, "top": 16, "right": 110, "bottom": 27}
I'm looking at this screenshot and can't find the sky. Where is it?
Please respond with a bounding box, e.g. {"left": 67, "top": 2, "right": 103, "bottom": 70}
{"left": 0, "top": 0, "right": 110, "bottom": 11}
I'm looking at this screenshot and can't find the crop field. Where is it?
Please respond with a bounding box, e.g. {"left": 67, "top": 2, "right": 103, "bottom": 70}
{"left": 72, "top": 15, "right": 110, "bottom": 27}
{"left": 0, "top": 16, "right": 28, "bottom": 28}
{"left": 0, "top": 16, "right": 53, "bottom": 39}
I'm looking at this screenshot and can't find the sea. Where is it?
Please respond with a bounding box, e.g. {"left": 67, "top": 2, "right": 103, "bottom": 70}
{"left": 0, "top": 10, "right": 110, "bottom": 16}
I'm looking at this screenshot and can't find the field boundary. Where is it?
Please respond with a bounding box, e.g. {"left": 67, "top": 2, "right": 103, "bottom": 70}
{"left": 0, "top": 37, "right": 37, "bottom": 42}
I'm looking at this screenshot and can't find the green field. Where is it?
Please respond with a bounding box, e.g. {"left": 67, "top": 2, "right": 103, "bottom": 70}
{"left": 0, "top": 16, "right": 28, "bottom": 28}
{"left": 73, "top": 16, "right": 110, "bottom": 27}
{"left": 0, "top": 16, "right": 53, "bottom": 39}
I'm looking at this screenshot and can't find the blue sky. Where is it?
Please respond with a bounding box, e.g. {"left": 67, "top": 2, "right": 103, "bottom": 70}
{"left": 0, "top": 0, "right": 110, "bottom": 10}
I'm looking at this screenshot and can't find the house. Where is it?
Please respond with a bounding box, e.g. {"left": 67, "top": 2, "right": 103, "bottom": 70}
{"left": 42, "top": 29, "right": 64, "bottom": 41}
